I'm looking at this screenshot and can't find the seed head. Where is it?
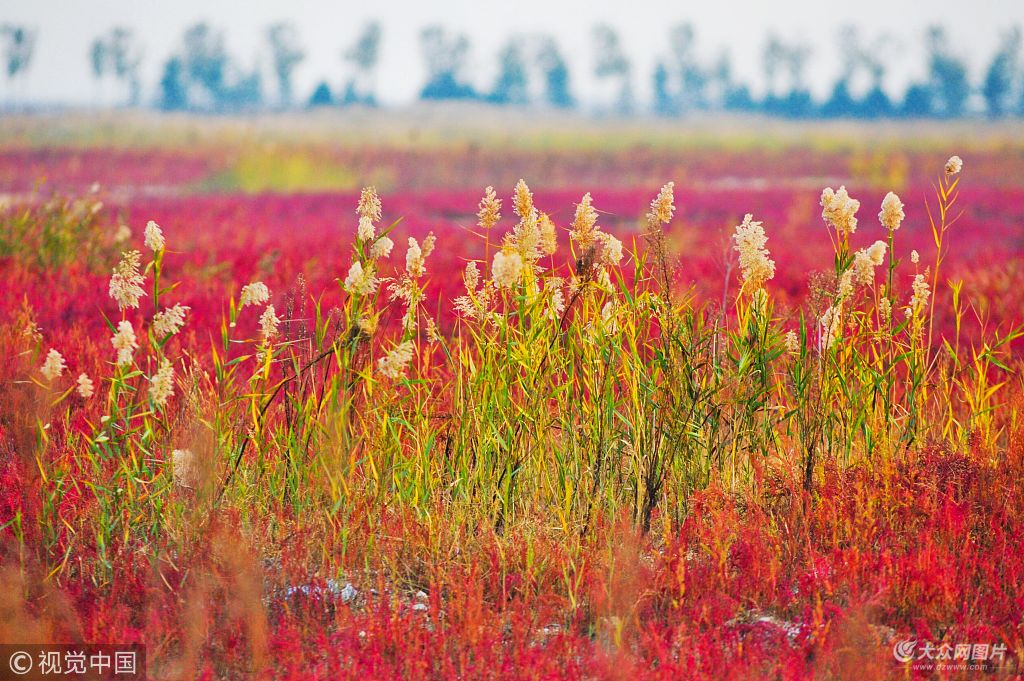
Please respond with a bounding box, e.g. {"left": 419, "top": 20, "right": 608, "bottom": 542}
{"left": 357, "top": 314, "right": 379, "bottom": 336}
{"left": 23, "top": 319, "right": 42, "bottom": 342}
{"left": 152, "top": 303, "right": 190, "bottom": 338}
{"left": 732, "top": 214, "right": 776, "bottom": 288}
{"left": 478, "top": 186, "right": 502, "bottom": 230}
{"left": 149, "top": 358, "right": 175, "bottom": 408}
{"left": 545, "top": 279, "right": 566, "bottom": 321}
{"left": 820, "top": 305, "right": 842, "bottom": 352}
{"left": 505, "top": 207, "right": 543, "bottom": 265}
{"left": 837, "top": 270, "right": 855, "bottom": 299}
{"left": 464, "top": 261, "right": 480, "bottom": 291}
{"left": 421, "top": 233, "right": 436, "bottom": 259}
{"left": 76, "top": 373, "right": 95, "bottom": 398}
{"left": 878, "top": 192, "right": 905, "bottom": 231}
{"left": 512, "top": 179, "right": 534, "bottom": 219}
{"left": 111, "top": 320, "right": 138, "bottom": 366}
{"left": 425, "top": 318, "right": 441, "bottom": 344}
{"left": 144, "top": 220, "right": 165, "bottom": 252}
{"left": 945, "top": 155, "right": 963, "bottom": 176}
{"left": 865, "top": 240, "right": 888, "bottom": 266}
{"left": 453, "top": 295, "right": 476, "bottom": 319}
{"left": 599, "top": 233, "right": 623, "bottom": 267}
{"left": 849, "top": 241, "right": 888, "bottom": 289}
{"left": 357, "top": 187, "right": 382, "bottom": 222}
{"left": 647, "top": 181, "right": 676, "bottom": 227}
{"left": 240, "top": 282, "right": 270, "bottom": 308}
{"left": 878, "top": 296, "right": 892, "bottom": 322}
{"left": 907, "top": 273, "right": 930, "bottom": 313}
{"left": 784, "top": 330, "right": 799, "bottom": 353}
{"left": 369, "top": 235, "right": 394, "bottom": 260}
{"left": 109, "top": 250, "right": 146, "bottom": 311}
{"left": 406, "top": 237, "right": 426, "bottom": 278}
{"left": 820, "top": 185, "right": 860, "bottom": 235}
{"left": 378, "top": 340, "right": 415, "bottom": 379}
{"left": 492, "top": 250, "right": 524, "bottom": 289}
{"left": 570, "top": 193, "right": 600, "bottom": 250}
{"left": 343, "top": 261, "right": 379, "bottom": 296}
{"left": 357, "top": 216, "right": 375, "bottom": 242}
{"left": 850, "top": 249, "right": 876, "bottom": 287}
{"left": 259, "top": 304, "right": 281, "bottom": 340}
{"left": 538, "top": 213, "right": 557, "bottom": 256}
{"left": 41, "top": 349, "right": 66, "bottom": 381}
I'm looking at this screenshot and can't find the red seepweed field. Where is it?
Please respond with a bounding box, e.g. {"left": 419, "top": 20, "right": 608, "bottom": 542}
{"left": 2, "top": 113, "right": 1024, "bottom": 679}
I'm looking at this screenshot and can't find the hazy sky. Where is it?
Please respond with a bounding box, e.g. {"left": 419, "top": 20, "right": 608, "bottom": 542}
{"left": 4, "top": 0, "right": 1023, "bottom": 106}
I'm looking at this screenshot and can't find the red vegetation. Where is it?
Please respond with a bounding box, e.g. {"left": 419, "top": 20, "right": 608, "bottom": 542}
{"left": 1, "top": 141, "right": 1023, "bottom": 678}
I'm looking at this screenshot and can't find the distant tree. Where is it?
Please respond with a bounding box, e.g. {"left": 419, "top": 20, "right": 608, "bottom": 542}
{"left": 982, "top": 27, "right": 1020, "bottom": 118}
{"left": 668, "top": 24, "right": 709, "bottom": 112}
{"left": 113, "top": 28, "right": 142, "bottom": 105}
{"left": 182, "top": 23, "right": 229, "bottom": 108}
{"left": 761, "top": 34, "right": 813, "bottom": 117}
{"left": 223, "top": 69, "right": 263, "bottom": 110}
{"left": 860, "top": 84, "right": 894, "bottom": 118}
{"left": 708, "top": 54, "right": 753, "bottom": 112}
{"left": 900, "top": 83, "right": 933, "bottom": 118}
{"left": 159, "top": 56, "right": 188, "bottom": 111}
{"left": 266, "top": 22, "right": 305, "bottom": 108}
{"left": 705, "top": 54, "right": 736, "bottom": 111}
{"left": 592, "top": 24, "right": 633, "bottom": 114}
{"left": 762, "top": 35, "right": 786, "bottom": 99}
{"left": 308, "top": 80, "right": 333, "bottom": 107}
{"left": 489, "top": 37, "right": 528, "bottom": 105}
{"left": 783, "top": 40, "right": 813, "bottom": 116}
{"left": 89, "top": 39, "right": 106, "bottom": 100}
{"left": 536, "top": 37, "right": 573, "bottom": 108}
{"left": 652, "top": 61, "right": 674, "bottom": 116}
{"left": 0, "top": 24, "right": 37, "bottom": 105}
{"left": 88, "top": 27, "right": 143, "bottom": 106}
{"left": 654, "top": 24, "right": 734, "bottom": 114}
{"left": 338, "top": 81, "right": 359, "bottom": 105}
{"left": 822, "top": 26, "right": 860, "bottom": 118}
{"left": 723, "top": 82, "right": 755, "bottom": 111}
{"left": 859, "top": 33, "right": 896, "bottom": 118}
{"left": 162, "top": 23, "right": 264, "bottom": 112}
{"left": 837, "top": 25, "right": 861, "bottom": 84}
{"left": 343, "top": 21, "right": 381, "bottom": 105}
{"left": 89, "top": 41, "right": 105, "bottom": 79}
{"left": 419, "top": 26, "right": 476, "bottom": 100}
{"left": 925, "top": 26, "right": 969, "bottom": 117}
{"left": 822, "top": 80, "right": 857, "bottom": 118}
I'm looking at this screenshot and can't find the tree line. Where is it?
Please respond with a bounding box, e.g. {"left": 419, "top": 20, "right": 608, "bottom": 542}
{"left": 2, "top": 20, "right": 1024, "bottom": 118}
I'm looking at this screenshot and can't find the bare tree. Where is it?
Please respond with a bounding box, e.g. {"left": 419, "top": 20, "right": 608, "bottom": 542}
{"left": 763, "top": 35, "right": 786, "bottom": 97}
{"left": 266, "top": 22, "right": 305, "bottom": 108}
{"left": 419, "top": 25, "right": 475, "bottom": 100}
{"left": 982, "top": 27, "right": 1021, "bottom": 117}
{"left": 489, "top": 37, "right": 529, "bottom": 105}
{"left": 925, "top": 26, "right": 969, "bottom": 117}
{"left": 762, "top": 34, "right": 813, "bottom": 116}
{"left": 592, "top": 24, "right": 633, "bottom": 114}
{"left": 89, "top": 27, "right": 143, "bottom": 106}
{"left": 342, "top": 22, "right": 382, "bottom": 104}
{"left": 1, "top": 24, "right": 37, "bottom": 107}
{"left": 89, "top": 37, "right": 107, "bottom": 104}
{"left": 535, "top": 35, "right": 573, "bottom": 108}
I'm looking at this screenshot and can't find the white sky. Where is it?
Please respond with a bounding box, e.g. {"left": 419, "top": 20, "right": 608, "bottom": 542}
{"left": 3, "top": 0, "right": 1023, "bottom": 107}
